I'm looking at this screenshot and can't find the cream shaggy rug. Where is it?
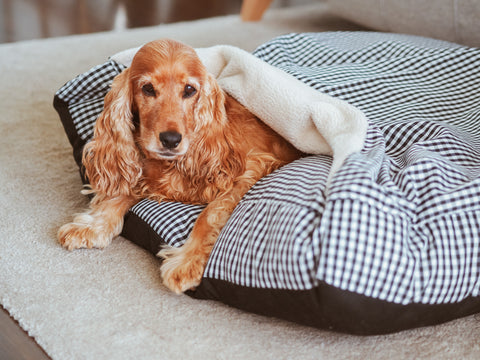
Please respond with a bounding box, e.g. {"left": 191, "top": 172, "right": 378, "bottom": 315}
{"left": 1, "top": 3, "right": 479, "bottom": 359}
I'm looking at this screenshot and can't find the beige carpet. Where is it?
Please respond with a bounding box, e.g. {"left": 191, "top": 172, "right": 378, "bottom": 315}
{"left": 1, "top": 3, "right": 479, "bottom": 359}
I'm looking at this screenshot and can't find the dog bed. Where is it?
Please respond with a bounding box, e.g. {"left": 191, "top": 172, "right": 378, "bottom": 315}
{"left": 54, "top": 32, "right": 480, "bottom": 335}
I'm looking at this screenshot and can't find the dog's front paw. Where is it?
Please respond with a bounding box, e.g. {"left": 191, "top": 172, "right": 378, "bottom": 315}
{"left": 58, "top": 218, "right": 113, "bottom": 251}
{"left": 158, "top": 246, "right": 206, "bottom": 294}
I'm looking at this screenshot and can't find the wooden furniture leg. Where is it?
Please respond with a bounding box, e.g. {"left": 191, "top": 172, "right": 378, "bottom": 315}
{"left": 241, "top": 0, "right": 273, "bottom": 21}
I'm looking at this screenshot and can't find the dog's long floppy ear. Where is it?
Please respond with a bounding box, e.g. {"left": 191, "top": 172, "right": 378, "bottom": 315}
{"left": 194, "top": 73, "right": 228, "bottom": 130}
{"left": 194, "top": 73, "right": 245, "bottom": 187}
{"left": 83, "top": 68, "right": 142, "bottom": 197}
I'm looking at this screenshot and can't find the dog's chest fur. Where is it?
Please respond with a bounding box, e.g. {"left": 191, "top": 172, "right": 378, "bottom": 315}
{"left": 138, "top": 158, "right": 236, "bottom": 205}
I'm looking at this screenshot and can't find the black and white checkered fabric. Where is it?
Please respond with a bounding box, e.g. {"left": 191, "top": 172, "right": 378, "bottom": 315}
{"left": 56, "top": 32, "right": 480, "bottom": 306}
{"left": 56, "top": 60, "right": 126, "bottom": 141}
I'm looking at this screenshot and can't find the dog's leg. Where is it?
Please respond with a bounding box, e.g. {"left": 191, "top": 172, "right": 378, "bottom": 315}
{"left": 159, "top": 167, "right": 264, "bottom": 294}
{"left": 158, "top": 195, "right": 238, "bottom": 294}
{"left": 58, "top": 194, "right": 137, "bottom": 250}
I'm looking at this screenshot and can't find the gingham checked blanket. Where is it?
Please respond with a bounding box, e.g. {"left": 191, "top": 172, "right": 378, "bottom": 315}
{"left": 55, "top": 32, "right": 480, "bottom": 308}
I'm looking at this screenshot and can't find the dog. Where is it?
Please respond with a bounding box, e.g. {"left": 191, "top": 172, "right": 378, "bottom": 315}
{"left": 58, "top": 39, "right": 302, "bottom": 293}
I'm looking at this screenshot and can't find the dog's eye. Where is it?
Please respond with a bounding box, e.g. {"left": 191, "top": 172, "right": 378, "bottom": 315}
{"left": 183, "top": 84, "right": 197, "bottom": 99}
{"left": 142, "top": 83, "right": 156, "bottom": 97}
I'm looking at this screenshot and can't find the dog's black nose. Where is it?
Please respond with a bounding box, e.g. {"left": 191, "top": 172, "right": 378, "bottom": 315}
{"left": 159, "top": 131, "right": 182, "bottom": 149}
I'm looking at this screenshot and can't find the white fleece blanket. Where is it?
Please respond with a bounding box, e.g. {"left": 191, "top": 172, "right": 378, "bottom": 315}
{"left": 112, "top": 44, "right": 368, "bottom": 185}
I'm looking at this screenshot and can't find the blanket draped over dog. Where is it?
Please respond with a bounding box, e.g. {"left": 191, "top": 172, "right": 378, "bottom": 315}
{"left": 111, "top": 44, "right": 368, "bottom": 185}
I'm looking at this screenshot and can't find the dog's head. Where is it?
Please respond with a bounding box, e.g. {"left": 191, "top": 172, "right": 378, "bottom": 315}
{"left": 83, "top": 39, "right": 227, "bottom": 196}
{"left": 130, "top": 39, "right": 226, "bottom": 160}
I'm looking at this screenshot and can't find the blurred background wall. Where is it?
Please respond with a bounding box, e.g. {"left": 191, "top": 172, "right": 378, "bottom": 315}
{"left": 0, "top": 0, "right": 316, "bottom": 43}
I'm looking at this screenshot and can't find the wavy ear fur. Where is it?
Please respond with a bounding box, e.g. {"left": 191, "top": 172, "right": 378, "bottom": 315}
{"left": 83, "top": 68, "right": 142, "bottom": 197}
{"left": 192, "top": 74, "right": 246, "bottom": 191}
{"left": 194, "top": 73, "right": 229, "bottom": 129}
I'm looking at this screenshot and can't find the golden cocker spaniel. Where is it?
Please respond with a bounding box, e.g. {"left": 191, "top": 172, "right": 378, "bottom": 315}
{"left": 58, "top": 39, "right": 302, "bottom": 293}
